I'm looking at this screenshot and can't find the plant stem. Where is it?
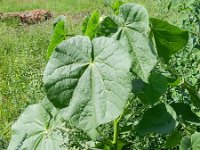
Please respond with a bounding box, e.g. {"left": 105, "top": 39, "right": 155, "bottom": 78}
{"left": 112, "top": 119, "right": 119, "bottom": 145}
{"left": 112, "top": 100, "right": 132, "bottom": 146}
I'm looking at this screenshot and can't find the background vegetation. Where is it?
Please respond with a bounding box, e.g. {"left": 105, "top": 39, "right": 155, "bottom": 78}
{"left": 0, "top": 0, "right": 199, "bottom": 149}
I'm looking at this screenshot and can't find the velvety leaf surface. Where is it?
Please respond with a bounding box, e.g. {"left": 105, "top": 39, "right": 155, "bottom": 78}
{"left": 150, "top": 18, "right": 189, "bottom": 62}
{"left": 8, "top": 102, "right": 68, "bottom": 150}
{"left": 111, "top": 3, "right": 157, "bottom": 82}
{"left": 171, "top": 103, "right": 200, "bottom": 125}
{"left": 135, "top": 103, "right": 177, "bottom": 135}
{"left": 47, "top": 16, "right": 66, "bottom": 59}
{"left": 132, "top": 72, "right": 168, "bottom": 105}
{"left": 43, "top": 35, "right": 132, "bottom": 139}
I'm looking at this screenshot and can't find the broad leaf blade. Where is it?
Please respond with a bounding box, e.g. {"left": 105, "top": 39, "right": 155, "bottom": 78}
{"left": 133, "top": 72, "right": 168, "bottom": 105}
{"left": 8, "top": 102, "right": 68, "bottom": 150}
{"left": 111, "top": 3, "right": 157, "bottom": 82}
{"left": 150, "top": 18, "right": 189, "bottom": 62}
{"left": 165, "top": 130, "right": 182, "bottom": 148}
{"left": 43, "top": 36, "right": 132, "bottom": 139}
{"left": 47, "top": 17, "right": 66, "bottom": 59}
{"left": 171, "top": 103, "right": 200, "bottom": 125}
{"left": 135, "top": 103, "right": 177, "bottom": 135}
{"left": 82, "top": 10, "right": 100, "bottom": 40}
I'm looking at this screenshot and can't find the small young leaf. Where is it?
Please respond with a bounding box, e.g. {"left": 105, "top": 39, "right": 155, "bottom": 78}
{"left": 8, "top": 102, "right": 68, "bottom": 150}
{"left": 165, "top": 130, "right": 182, "bottom": 148}
{"left": 180, "top": 136, "right": 192, "bottom": 150}
{"left": 171, "top": 103, "right": 200, "bottom": 125}
{"left": 47, "top": 16, "right": 66, "bottom": 59}
{"left": 111, "top": 3, "right": 157, "bottom": 82}
{"left": 82, "top": 10, "right": 100, "bottom": 40}
{"left": 43, "top": 36, "right": 132, "bottom": 139}
{"left": 167, "top": 77, "right": 183, "bottom": 87}
{"left": 135, "top": 103, "right": 177, "bottom": 135}
{"left": 133, "top": 72, "right": 168, "bottom": 105}
{"left": 53, "top": 15, "right": 67, "bottom": 29}
{"left": 150, "top": 18, "right": 189, "bottom": 62}
{"left": 111, "top": 0, "right": 125, "bottom": 14}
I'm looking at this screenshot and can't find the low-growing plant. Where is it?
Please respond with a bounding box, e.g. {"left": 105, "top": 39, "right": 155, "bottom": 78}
{"left": 8, "top": 1, "right": 200, "bottom": 149}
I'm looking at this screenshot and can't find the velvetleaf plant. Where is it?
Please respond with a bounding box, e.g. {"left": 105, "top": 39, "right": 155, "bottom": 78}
{"left": 8, "top": 1, "right": 200, "bottom": 149}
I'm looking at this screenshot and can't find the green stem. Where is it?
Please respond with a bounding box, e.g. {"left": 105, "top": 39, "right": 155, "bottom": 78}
{"left": 112, "top": 119, "right": 119, "bottom": 145}
{"left": 112, "top": 101, "right": 131, "bottom": 145}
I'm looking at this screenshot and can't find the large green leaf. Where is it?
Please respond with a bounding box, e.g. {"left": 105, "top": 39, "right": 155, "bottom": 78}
{"left": 111, "top": 3, "right": 157, "bottom": 82}
{"left": 150, "top": 18, "right": 189, "bottom": 62}
{"left": 47, "top": 16, "right": 66, "bottom": 59}
{"left": 132, "top": 72, "right": 168, "bottom": 105}
{"left": 171, "top": 103, "right": 200, "bottom": 125}
{"left": 82, "top": 10, "right": 100, "bottom": 40}
{"left": 43, "top": 36, "right": 132, "bottom": 139}
{"left": 135, "top": 103, "right": 177, "bottom": 135}
{"left": 8, "top": 101, "right": 68, "bottom": 150}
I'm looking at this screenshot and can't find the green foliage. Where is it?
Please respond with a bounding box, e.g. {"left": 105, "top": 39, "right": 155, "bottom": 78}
{"left": 171, "top": 103, "right": 200, "bottom": 125}
{"left": 132, "top": 72, "right": 168, "bottom": 105}
{"left": 7, "top": 1, "right": 200, "bottom": 150}
{"left": 135, "top": 103, "right": 177, "bottom": 135}
{"left": 180, "top": 133, "right": 200, "bottom": 150}
{"left": 82, "top": 10, "right": 100, "bottom": 40}
{"left": 47, "top": 16, "right": 66, "bottom": 59}
{"left": 8, "top": 99, "right": 68, "bottom": 150}
{"left": 43, "top": 35, "right": 132, "bottom": 139}
{"left": 150, "top": 18, "right": 189, "bottom": 62}
{"left": 108, "top": 3, "right": 157, "bottom": 82}
{"left": 165, "top": 130, "right": 182, "bottom": 148}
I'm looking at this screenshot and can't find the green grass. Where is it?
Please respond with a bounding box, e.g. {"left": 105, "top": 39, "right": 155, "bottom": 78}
{"left": 0, "top": 0, "right": 103, "bottom": 13}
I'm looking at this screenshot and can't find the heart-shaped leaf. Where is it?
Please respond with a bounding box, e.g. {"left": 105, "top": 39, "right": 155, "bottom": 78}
{"left": 150, "top": 18, "right": 189, "bottom": 62}
{"left": 43, "top": 35, "right": 132, "bottom": 139}
{"left": 110, "top": 3, "right": 157, "bottom": 82}
{"left": 132, "top": 72, "right": 168, "bottom": 105}
{"left": 135, "top": 103, "right": 177, "bottom": 135}
{"left": 8, "top": 101, "right": 68, "bottom": 150}
{"left": 171, "top": 103, "right": 200, "bottom": 125}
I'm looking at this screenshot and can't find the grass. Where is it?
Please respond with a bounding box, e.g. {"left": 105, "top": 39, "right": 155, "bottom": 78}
{"left": 0, "top": 0, "right": 104, "bottom": 13}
